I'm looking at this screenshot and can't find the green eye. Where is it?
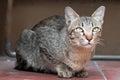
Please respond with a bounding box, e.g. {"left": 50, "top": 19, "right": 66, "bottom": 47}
{"left": 92, "top": 27, "right": 101, "bottom": 32}
{"left": 74, "top": 27, "right": 83, "bottom": 32}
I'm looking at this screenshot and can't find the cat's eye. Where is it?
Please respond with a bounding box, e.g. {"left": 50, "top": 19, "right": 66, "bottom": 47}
{"left": 74, "top": 27, "right": 83, "bottom": 32}
{"left": 92, "top": 27, "right": 101, "bottom": 32}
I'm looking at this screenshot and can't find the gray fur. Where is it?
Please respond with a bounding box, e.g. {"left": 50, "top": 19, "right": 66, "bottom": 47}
{"left": 14, "top": 6, "right": 105, "bottom": 78}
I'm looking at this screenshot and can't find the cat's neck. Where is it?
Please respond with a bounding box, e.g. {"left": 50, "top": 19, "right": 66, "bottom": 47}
{"left": 64, "top": 45, "right": 95, "bottom": 71}
{"left": 70, "top": 46, "right": 94, "bottom": 57}
{"left": 67, "top": 45, "right": 95, "bottom": 62}
{"left": 71, "top": 45, "right": 94, "bottom": 53}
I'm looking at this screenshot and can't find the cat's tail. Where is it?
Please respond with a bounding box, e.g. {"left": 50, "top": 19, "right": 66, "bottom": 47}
{"left": 4, "top": 37, "right": 16, "bottom": 57}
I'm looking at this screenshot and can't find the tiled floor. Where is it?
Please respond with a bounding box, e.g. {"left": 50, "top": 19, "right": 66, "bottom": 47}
{"left": 0, "top": 57, "right": 120, "bottom": 80}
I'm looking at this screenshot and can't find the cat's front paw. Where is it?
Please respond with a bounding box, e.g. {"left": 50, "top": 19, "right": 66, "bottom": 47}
{"left": 58, "top": 69, "right": 73, "bottom": 78}
{"left": 56, "top": 64, "right": 73, "bottom": 78}
{"left": 75, "top": 69, "right": 88, "bottom": 78}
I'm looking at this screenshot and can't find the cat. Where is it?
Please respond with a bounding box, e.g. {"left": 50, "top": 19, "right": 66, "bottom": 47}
{"left": 6, "top": 6, "right": 105, "bottom": 78}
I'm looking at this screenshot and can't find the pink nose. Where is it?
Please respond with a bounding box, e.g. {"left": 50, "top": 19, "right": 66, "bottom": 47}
{"left": 85, "top": 35, "right": 92, "bottom": 42}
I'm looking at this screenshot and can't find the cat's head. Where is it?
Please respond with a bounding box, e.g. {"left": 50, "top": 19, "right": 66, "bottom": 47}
{"left": 65, "top": 6, "right": 105, "bottom": 48}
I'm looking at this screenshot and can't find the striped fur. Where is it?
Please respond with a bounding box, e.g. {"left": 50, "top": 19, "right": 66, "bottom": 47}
{"left": 14, "top": 6, "right": 105, "bottom": 78}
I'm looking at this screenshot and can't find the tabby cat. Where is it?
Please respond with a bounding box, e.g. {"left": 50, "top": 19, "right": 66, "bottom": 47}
{"left": 9, "top": 6, "right": 105, "bottom": 78}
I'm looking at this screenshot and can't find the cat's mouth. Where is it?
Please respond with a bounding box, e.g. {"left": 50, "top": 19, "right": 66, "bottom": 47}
{"left": 84, "top": 44, "right": 92, "bottom": 48}
{"left": 83, "top": 43, "right": 93, "bottom": 48}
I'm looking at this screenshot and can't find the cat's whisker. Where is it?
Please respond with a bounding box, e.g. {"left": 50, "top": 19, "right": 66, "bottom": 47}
{"left": 97, "top": 39, "right": 105, "bottom": 46}
{"left": 100, "top": 38, "right": 104, "bottom": 42}
{"left": 98, "top": 42, "right": 104, "bottom": 46}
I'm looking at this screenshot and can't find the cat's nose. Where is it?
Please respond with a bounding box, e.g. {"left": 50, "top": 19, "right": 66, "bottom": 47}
{"left": 85, "top": 35, "right": 92, "bottom": 42}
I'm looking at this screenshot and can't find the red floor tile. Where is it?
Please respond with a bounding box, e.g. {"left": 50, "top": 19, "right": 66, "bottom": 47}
{"left": 0, "top": 57, "right": 103, "bottom": 80}
{"left": 102, "top": 70, "right": 120, "bottom": 80}
{"left": 97, "top": 61, "right": 120, "bottom": 70}
{"left": 79, "top": 61, "right": 104, "bottom": 80}
{"left": 97, "top": 61, "right": 120, "bottom": 80}
{"left": 0, "top": 57, "right": 120, "bottom": 80}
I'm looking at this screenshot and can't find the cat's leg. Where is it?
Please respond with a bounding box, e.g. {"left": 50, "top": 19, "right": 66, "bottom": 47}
{"left": 75, "top": 68, "right": 88, "bottom": 78}
{"left": 15, "top": 29, "right": 37, "bottom": 71}
{"left": 15, "top": 48, "right": 29, "bottom": 71}
{"left": 56, "top": 63, "right": 73, "bottom": 78}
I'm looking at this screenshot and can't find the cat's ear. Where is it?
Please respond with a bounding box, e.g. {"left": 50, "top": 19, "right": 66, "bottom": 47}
{"left": 92, "top": 6, "right": 105, "bottom": 24}
{"left": 65, "top": 6, "right": 80, "bottom": 26}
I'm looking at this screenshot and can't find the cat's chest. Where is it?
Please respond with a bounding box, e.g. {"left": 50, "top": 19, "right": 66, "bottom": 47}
{"left": 64, "top": 48, "right": 92, "bottom": 71}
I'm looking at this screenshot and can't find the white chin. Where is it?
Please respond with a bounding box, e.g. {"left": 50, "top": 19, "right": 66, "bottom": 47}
{"left": 84, "top": 44, "right": 92, "bottom": 48}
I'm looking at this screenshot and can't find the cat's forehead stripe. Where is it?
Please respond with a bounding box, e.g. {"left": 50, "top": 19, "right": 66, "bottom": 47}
{"left": 91, "top": 22, "right": 94, "bottom": 27}
{"left": 81, "top": 22, "right": 84, "bottom": 27}
{"left": 80, "top": 17, "right": 95, "bottom": 27}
